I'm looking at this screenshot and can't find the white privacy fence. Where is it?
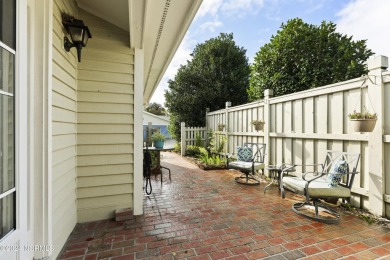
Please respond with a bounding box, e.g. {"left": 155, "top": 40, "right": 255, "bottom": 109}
{"left": 181, "top": 56, "right": 390, "bottom": 218}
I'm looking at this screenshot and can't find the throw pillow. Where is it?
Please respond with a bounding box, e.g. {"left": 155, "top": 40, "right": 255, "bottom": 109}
{"left": 327, "top": 159, "right": 348, "bottom": 187}
{"left": 237, "top": 146, "right": 253, "bottom": 162}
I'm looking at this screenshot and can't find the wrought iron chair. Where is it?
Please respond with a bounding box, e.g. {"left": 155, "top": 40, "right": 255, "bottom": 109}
{"left": 227, "top": 143, "right": 266, "bottom": 185}
{"left": 280, "top": 151, "right": 360, "bottom": 223}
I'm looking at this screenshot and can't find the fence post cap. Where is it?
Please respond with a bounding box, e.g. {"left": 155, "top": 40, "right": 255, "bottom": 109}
{"left": 181, "top": 122, "right": 185, "bottom": 126}
{"left": 367, "top": 55, "right": 388, "bottom": 71}
{"left": 264, "top": 89, "right": 273, "bottom": 97}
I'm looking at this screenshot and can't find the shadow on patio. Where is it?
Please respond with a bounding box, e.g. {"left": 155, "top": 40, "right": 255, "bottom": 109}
{"left": 59, "top": 152, "right": 390, "bottom": 259}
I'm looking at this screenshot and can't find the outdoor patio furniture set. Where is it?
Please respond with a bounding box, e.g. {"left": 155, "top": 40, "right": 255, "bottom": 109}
{"left": 226, "top": 143, "right": 361, "bottom": 224}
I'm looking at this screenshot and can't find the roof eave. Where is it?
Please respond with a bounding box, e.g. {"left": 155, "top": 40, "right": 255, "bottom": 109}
{"left": 142, "top": 0, "right": 203, "bottom": 105}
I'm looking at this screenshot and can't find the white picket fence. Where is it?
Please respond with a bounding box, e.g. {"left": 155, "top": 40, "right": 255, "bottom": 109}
{"left": 180, "top": 123, "right": 207, "bottom": 155}
{"left": 181, "top": 56, "right": 390, "bottom": 218}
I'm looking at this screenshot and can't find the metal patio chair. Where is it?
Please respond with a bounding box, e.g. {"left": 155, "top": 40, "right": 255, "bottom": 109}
{"left": 227, "top": 143, "right": 266, "bottom": 185}
{"left": 280, "top": 151, "right": 360, "bottom": 223}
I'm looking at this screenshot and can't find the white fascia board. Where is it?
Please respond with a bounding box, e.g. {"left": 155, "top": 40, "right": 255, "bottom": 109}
{"left": 142, "top": 0, "right": 203, "bottom": 104}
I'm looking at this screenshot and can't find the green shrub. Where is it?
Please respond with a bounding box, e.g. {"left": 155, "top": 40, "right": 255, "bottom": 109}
{"left": 186, "top": 142, "right": 227, "bottom": 167}
{"left": 173, "top": 142, "right": 181, "bottom": 153}
{"left": 199, "top": 153, "right": 226, "bottom": 166}
{"left": 208, "top": 131, "right": 226, "bottom": 154}
{"left": 149, "top": 151, "right": 158, "bottom": 168}
{"left": 185, "top": 145, "right": 201, "bottom": 157}
{"left": 195, "top": 132, "right": 204, "bottom": 147}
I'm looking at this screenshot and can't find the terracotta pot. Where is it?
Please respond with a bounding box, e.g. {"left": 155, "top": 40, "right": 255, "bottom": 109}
{"left": 350, "top": 119, "right": 376, "bottom": 132}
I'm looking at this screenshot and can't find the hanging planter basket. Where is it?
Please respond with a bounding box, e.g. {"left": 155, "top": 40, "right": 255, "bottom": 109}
{"left": 253, "top": 122, "right": 264, "bottom": 131}
{"left": 348, "top": 77, "right": 377, "bottom": 133}
{"left": 217, "top": 124, "right": 225, "bottom": 131}
{"left": 350, "top": 118, "right": 377, "bottom": 132}
{"left": 251, "top": 120, "right": 265, "bottom": 132}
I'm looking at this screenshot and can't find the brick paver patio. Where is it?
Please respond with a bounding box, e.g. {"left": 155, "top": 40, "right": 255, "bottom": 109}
{"left": 59, "top": 152, "right": 390, "bottom": 259}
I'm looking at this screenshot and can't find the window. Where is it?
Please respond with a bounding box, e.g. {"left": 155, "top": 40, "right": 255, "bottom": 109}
{"left": 0, "top": 0, "right": 15, "bottom": 240}
{"left": 0, "top": 0, "right": 16, "bottom": 50}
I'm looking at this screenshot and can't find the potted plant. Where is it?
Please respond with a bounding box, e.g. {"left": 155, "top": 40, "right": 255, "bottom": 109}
{"left": 251, "top": 120, "right": 265, "bottom": 131}
{"left": 348, "top": 106, "right": 377, "bottom": 132}
{"left": 217, "top": 123, "right": 225, "bottom": 131}
{"left": 151, "top": 132, "right": 166, "bottom": 148}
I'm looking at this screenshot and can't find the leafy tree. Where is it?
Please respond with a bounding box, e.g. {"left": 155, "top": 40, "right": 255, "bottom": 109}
{"left": 145, "top": 102, "right": 166, "bottom": 116}
{"left": 248, "top": 18, "right": 374, "bottom": 100}
{"left": 165, "top": 33, "right": 250, "bottom": 140}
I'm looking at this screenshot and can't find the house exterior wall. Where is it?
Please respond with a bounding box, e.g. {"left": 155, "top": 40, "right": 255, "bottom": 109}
{"left": 143, "top": 112, "right": 170, "bottom": 125}
{"left": 76, "top": 9, "right": 135, "bottom": 222}
{"left": 52, "top": 0, "right": 78, "bottom": 257}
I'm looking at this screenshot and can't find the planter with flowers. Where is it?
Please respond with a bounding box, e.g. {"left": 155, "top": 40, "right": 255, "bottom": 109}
{"left": 348, "top": 107, "right": 377, "bottom": 132}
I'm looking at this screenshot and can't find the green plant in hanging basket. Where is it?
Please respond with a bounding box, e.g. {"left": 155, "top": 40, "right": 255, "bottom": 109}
{"left": 348, "top": 106, "right": 377, "bottom": 132}
{"left": 348, "top": 106, "right": 377, "bottom": 120}
{"left": 250, "top": 119, "right": 265, "bottom": 125}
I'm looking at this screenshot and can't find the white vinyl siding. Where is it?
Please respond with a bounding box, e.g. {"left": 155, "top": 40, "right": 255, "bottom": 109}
{"left": 77, "top": 9, "right": 134, "bottom": 222}
{"left": 52, "top": 0, "right": 78, "bottom": 258}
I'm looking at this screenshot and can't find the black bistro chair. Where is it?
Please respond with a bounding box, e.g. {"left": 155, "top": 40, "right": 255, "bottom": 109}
{"left": 143, "top": 148, "right": 152, "bottom": 195}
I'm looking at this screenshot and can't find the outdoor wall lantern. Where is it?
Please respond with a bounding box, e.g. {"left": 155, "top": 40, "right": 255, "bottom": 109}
{"left": 62, "top": 13, "right": 92, "bottom": 62}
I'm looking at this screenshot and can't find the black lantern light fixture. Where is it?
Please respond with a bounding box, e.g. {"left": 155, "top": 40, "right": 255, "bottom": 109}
{"left": 62, "top": 13, "right": 92, "bottom": 62}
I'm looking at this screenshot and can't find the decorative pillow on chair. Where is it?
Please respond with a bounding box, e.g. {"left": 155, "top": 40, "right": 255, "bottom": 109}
{"left": 327, "top": 159, "right": 348, "bottom": 187}
{"left": 237, "top": 146, "right": 253, "bottom": 162}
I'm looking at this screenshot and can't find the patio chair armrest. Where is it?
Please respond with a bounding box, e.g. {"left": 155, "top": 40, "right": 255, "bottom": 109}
{"left": 343, "top": 171, "right": 359, "bottom": 175}
{"left": 302, "top": 171, "right": 325, "bottom": 183}
{"left": 300, "top": 163, "right": 325, "bottom": 170}
{"left": 281, "top": 165, "right": 297, "bottom": 176}
{"left": 279, "top": 164, "right": 297, "bottom": 190}
{"left": 283, "top": 163, "right": 325, "bottom": 183}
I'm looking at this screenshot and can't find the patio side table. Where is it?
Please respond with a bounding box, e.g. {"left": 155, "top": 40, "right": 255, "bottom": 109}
{"left": 264, "top": 164, "right": 295, "bottom": 193}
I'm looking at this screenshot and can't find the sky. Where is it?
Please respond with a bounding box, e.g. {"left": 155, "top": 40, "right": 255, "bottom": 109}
{"left": 150, "top": 0, "right": 390, "bottom": 106}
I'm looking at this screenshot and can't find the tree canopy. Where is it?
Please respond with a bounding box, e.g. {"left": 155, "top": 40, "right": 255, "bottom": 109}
{"left": 165, "top": 33, "right": 250, "bottom": 139}
{"left": 145, "top": 102, "right": 166, "bottom": 116}
{"left": 248, "top": 18, "right": 374, "bottom": 100}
